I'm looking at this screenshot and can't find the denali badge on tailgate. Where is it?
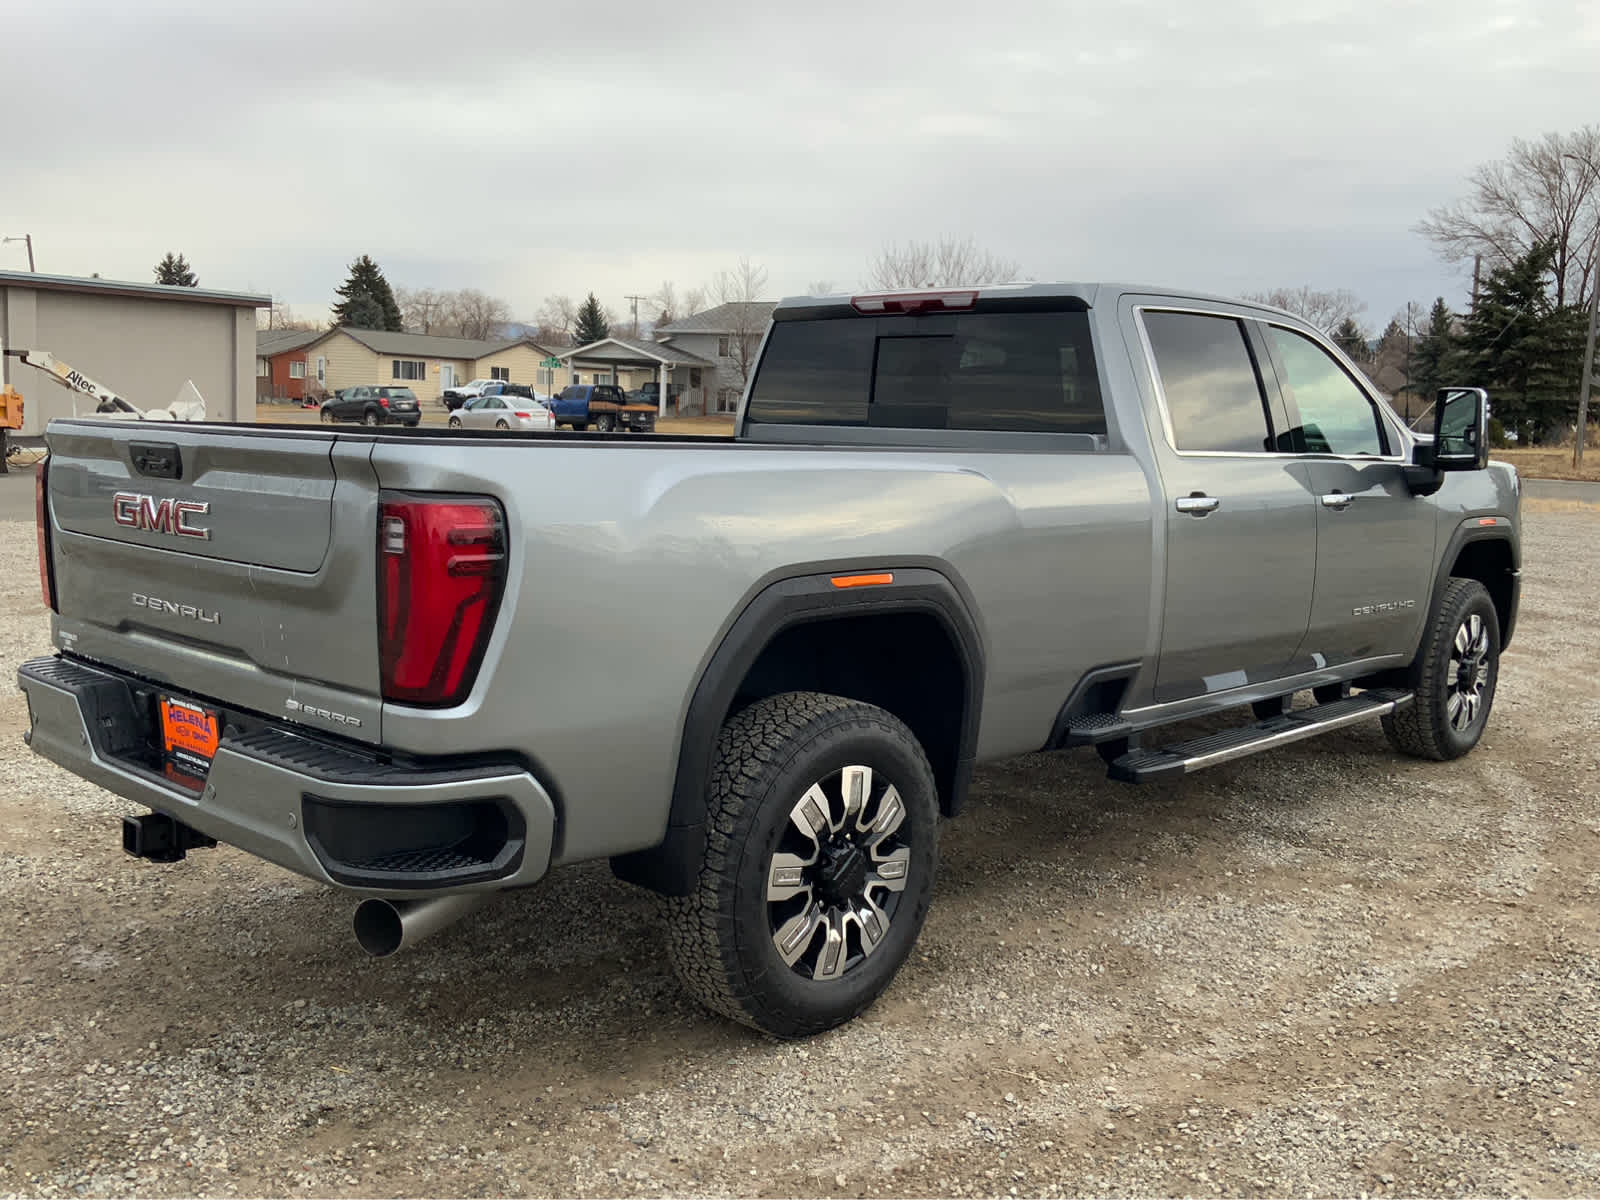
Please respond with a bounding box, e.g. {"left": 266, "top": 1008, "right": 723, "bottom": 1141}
{"left": 112, "top": 492, "right": 210, "bottom": 540}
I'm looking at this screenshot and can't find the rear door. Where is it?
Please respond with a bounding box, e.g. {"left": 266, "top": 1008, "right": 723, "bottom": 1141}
{"left": 45, "top": 422, "right": 386, "bottom": 740}
{"left": 1134, "top": 307, "right": 1319, "bottom": 703}
{"left": 1257, "top": 323, "right": 1436, "bottom": 666}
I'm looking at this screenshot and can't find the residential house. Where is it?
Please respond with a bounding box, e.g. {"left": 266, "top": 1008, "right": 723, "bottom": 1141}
{"left": 301, "top": 327, "right": 563, "bottom": 407}
{"left": 255, "top": 328, "right": 323, "bottom": 401}
{"left": 557, "top": 336, "right": 715, "bottom": 410}
{"left": 653, "top": 301, "right": 777, "bottom": 415}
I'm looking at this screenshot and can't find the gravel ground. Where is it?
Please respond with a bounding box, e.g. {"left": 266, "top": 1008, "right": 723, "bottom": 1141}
{"left": 1, "top": 505, "right": 1597, "bottom": 1198}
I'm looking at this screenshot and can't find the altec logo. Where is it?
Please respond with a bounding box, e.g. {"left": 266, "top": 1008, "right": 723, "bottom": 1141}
{"left": 112, "top": 492, "right": 210, "bottom": 540}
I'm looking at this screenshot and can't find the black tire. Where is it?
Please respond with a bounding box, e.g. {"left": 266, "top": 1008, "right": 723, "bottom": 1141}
{"left": 1382, "top": 578, "right": 1500, "bottom": 761}
{"left": 320, "top": 409, "right": 336, "bottom": 424}
{"left": 574, "top": 422, "right": 589, "bottom": 432}
{"left": 664, "top": 692, "right": 939, "bottom": 1038}
{"left": 494, "top": 418, "right": 509, "bottom": 430}
{"left": 448, "top": 416, "right": 462, "bottom": 429}
{"left": 362, "top": 409, "right": 380, "bottom": 427}
{"left": 595, "top": 414, "right": 616, "bottom": 433}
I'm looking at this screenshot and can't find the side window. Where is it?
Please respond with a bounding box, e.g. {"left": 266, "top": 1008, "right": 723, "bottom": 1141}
{"left": 1142, "top": 312, "right": 1271, "bottom": 453}
{"left": 1266, "top": 326, "right": 1388, "bottom": 456}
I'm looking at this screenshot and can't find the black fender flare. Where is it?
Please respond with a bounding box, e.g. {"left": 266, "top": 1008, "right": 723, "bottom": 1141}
{"left": 1426, "top": 518, "right": 1520, "bottom": 653}
{"left": 612, "top": 565, "right": 985, "bottom": 896}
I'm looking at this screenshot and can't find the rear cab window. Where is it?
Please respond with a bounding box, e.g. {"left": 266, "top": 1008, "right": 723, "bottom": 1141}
{"left": 745, "top": 308, "right": 1106, "bottom": 437}
{"left": 1140, "top": 311, "right": 1273, "bottom": 454}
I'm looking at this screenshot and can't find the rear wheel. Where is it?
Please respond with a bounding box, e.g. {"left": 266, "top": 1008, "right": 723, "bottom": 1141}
{"left": 448, "top": 416, "right": 462, "bottom": 429}
{"left": 595, "top": 414, "right": 616, "bottom": 433}
{"left": 665, "top": 692, "right": 938, "bottom": 1038}
{"left": 362, "top": 409, "right": 380, "bottom": 427}
{"left": 320, "top": 409, "right": 336, "bottom": 424}
{"left": 495, "top": 418, "right": 509, "bottom": 430}
{"left": 1382, "top": 578, "right": 1500, "bottom": 761}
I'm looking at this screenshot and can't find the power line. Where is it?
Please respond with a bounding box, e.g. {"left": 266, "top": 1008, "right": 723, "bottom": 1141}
{"left": 625, "top": 294, "right": 647, "bottom": 338}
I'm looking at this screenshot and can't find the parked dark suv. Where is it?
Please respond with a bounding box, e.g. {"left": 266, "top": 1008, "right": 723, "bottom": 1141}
{"left": 320, "top": 386, "right": 421, "bottom": 427}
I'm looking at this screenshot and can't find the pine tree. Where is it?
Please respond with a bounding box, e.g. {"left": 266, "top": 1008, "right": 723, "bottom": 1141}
{"left": 153, "top": 252, "right": 197, "bottom": 287}
{"left": 332, "top": 255, "right": 403, "bottom": 331}
{"left": 1332, "top": 317, "right": 1370, "bottom": 364}
{"left": 1458, "top": 242, "right": 1585, "bottom": 443}
{"left": 573, "top": 292, "right": 610, "bottom": 346}
{"left": 1408, "top": 298, "right": 1458, "bottom": 405}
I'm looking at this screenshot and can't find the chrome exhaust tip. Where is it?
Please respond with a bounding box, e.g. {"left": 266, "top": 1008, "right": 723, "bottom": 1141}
{"left": 353, "top": 893, "right": 488, "bottom": 957}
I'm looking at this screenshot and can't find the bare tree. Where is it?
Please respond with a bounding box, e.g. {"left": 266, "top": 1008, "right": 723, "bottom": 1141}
{"left": 650, "top": 281, "right": 679, "bottom": 331}
{"left": 807, "top": 280, "right": 837, "bottom": 296}
{"left": 536, "top": 294, "right": 579, "bottom": 346}
{"left": 866, "top": 235, "right": 1020, "bottom": 289}
{"left": 1242, "top": 286, "right": 1366, "bottom": 334}
{"left": 257, "top": 298, "right": 321, "bottom": 331}
{"left": 1417, "top": 125, "right": 1600, "bottom": 308}
{"left": 447, "top": 289, "right": 513, "bottom": 341}
{"left": 395, "top": 286, "right": 445, "bottom": 334}
{"left": 682, "top": 286, "right": 707, "bottom": 320}
{"left": 711, "top": 258, "right": 771, "bottom": 387}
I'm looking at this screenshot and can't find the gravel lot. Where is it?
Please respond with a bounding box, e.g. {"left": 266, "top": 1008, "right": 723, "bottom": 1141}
{"left": 2, "top": 503, "right": 1597, "bottom": 1198}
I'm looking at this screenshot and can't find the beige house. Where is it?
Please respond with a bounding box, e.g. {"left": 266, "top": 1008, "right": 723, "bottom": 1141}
{"left": 1, "top": 270, "right": 266, "bottom": 435}
{"left": 304, "top": 327, "right": 563, "bottom": 407}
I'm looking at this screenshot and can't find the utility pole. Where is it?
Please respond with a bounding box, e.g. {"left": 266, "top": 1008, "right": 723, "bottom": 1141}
{"left": 1470, "top": 254, "right": 1481, "bottom": 315}
{"left": 1563, "top": 151, "right": 1598, "bottom": 469}
{"left": 2, "top": 235, "right": 35, "bottom": 272}
{"left": 624, "top": 294, "right": 646, "bottom": 339}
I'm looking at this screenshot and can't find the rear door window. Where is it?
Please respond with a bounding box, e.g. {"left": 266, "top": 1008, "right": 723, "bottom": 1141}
{"left": 1141, "top": 311, "right": 1273, "bottom": 454}
{"left": 746, "top": 310, "right": 1104, "bottom": 434}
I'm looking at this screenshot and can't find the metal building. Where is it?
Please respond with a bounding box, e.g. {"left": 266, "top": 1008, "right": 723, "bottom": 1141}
{"left": 0, "top": 270, "right": 267, "bottom": 435}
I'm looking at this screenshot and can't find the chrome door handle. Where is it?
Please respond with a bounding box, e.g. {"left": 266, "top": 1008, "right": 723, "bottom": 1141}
{"left": 1320, "top": 492, "right": 1354, "bottom": 511}
{"left": 1175, "top": 494, "right": 1221, "bottom": 515}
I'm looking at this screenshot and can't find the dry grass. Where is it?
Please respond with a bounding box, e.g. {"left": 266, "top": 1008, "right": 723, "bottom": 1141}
{"left": 1521, "top": 496, "right": 1600, "bottom": 515}
{"left": 1495, "top": 447, "right": 1600, "bottom": 482}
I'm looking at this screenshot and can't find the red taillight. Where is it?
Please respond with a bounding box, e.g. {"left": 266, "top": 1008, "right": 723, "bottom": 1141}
{"left": 377, "top": 494, "right": 506, "bottom": 707}
{"left": 513, "top": 411, "right": 531, "bottom": 419}
{"left": 35, "top": 461, "right": 56, "bottom": 612}
{"left": 850, "top": 290, "right": 978, "bottom": 314}
{"left": 380, "top": 397, "right": 390, "bottom": 407}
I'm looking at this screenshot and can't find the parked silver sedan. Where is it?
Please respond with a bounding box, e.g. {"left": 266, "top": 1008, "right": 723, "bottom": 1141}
{"left": 447, "top": 394, "right": 556, "bottom": 432}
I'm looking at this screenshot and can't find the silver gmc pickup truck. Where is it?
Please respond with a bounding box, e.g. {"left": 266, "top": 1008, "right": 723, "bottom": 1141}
{"left": 21, "top": 283, "right": 1520, "bottom": 1038}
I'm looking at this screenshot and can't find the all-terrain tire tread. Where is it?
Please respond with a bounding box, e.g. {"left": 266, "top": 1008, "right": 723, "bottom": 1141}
{"left": 1382, "top": 577, "right": 1495, "bottom": 761}
{"left": 663, "top": 691, "right": 932, "bottom": 1038}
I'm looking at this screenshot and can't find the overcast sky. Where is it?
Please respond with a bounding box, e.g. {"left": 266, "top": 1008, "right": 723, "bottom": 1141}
{"left": 8, "top": 0, "right": 1597, "bottom": 329}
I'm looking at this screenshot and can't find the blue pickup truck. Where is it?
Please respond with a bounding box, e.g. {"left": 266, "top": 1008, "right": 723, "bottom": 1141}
{"left": 549, "top": 384, "right": 656, "bottom": 433}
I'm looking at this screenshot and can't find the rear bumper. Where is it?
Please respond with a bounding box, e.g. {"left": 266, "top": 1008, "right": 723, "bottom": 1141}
{"left": 17, "top": 655, "right": 556, "bottom": 897}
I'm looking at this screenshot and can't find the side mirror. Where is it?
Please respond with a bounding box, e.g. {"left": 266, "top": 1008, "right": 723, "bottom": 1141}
{"left": 1429, "top": 386, "right": 1489, "bottom": 471}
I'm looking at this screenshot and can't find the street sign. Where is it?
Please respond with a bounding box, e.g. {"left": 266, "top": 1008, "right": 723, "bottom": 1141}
{"left": 540, "top": 357, "right": 563, "bottom": 370}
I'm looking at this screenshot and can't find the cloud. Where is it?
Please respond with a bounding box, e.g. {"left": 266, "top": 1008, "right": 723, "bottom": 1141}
{"left": 6, "top": 0, "right": 1597, "bottom": 326}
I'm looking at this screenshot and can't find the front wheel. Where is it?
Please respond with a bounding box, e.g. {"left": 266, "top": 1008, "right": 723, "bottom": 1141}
{"left": 664, "top": 692, "right": 938, "bottom": 1038}
{"left": 320, "top": 409, "right": 336, "bottom": 424}
{"left": 1382, "top": 577, "right": 1500, "bottom": 761}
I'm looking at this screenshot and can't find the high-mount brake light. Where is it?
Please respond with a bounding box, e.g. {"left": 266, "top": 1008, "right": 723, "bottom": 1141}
{"left": 850, "top": 290, "right": 979, "bottom": 315}
{"left": 35, "top": 461, "right": 56, "bottom": 612}
{"left": 377, "top": 494, "right": 507, "bottom": 706}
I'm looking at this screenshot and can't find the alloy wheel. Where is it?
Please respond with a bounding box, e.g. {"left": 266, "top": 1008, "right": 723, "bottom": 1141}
{"left": 1447, "top": 613, "right": 1491, "bottom": 731}
{"left": 766, "top": 765, "right": 912, "bottom": 981}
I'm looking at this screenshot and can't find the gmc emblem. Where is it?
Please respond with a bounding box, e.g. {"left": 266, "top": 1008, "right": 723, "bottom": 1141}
{"left": 112, "top": 492, "right": 211, "bottom": 540}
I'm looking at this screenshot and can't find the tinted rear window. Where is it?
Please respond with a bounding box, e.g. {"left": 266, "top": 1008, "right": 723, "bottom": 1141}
{"left": 1141, "top": 312, "right": 1270, "bottom": 454}
{"left": 746, "top": 311, "right": 1104, "bottom": 434}
{"left": 386, "top": 389, "right": 417, "bottom": 400}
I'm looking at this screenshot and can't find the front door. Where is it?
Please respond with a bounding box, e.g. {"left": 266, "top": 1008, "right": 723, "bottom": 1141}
{"left": 1259, "top": 323, "right": 1437, "bottom": 667}
{"left": 1138, "top": 308, "right": 1319, "bottom": 703}
{"left": 440, "top": 364, "right": 456, "bottom": 392}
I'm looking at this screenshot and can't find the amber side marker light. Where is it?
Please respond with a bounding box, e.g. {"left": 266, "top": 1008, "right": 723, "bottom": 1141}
{"left": 830, "top": 573, "right": 894, "bottom": 589}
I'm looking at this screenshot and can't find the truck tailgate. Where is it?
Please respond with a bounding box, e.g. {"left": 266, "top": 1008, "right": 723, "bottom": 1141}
{"left": 43, "top": 422, "right": 385, "bottom": 742}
